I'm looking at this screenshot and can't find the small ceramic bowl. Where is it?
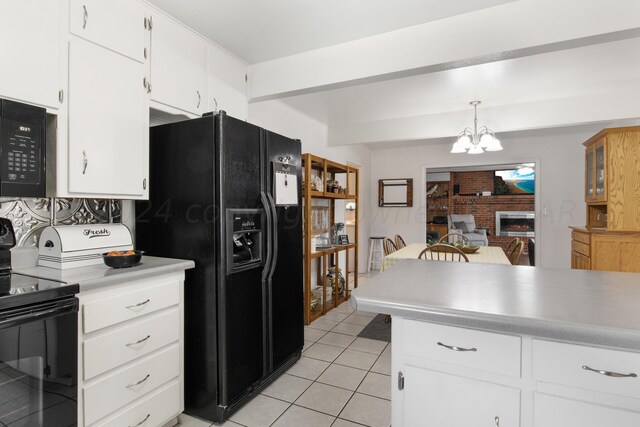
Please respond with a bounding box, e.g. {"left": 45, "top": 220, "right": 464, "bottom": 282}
{"left": 102, "top": 250, "right": 143, "bottom": 268}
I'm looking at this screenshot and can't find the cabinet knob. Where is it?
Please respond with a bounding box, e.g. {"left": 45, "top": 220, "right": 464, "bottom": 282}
{"left": 495, "top": 416, "right": 500, "bottom": 426}
{"left": 197, "top": 90, "right": 201, "bottom": 108}
{"left": 82, "top": 5, "right": 89, "bottom": 29}
{"left": 143, "top": 178, "right": 147, "bottom": 190}
{"left": 82, "top": 150, "right": 88, "bottom": 175}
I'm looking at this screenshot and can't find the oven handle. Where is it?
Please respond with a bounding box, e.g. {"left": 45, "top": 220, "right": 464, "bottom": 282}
{"left": 0, "top": 298, "right": 78, "bottom": 330}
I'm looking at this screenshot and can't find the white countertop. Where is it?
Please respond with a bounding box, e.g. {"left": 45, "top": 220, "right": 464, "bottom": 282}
{"left": 15, "top": 256, "right": 195, "bottom": 291}
{"left": 352, "top": 260, "right": 640, "bottom": 351}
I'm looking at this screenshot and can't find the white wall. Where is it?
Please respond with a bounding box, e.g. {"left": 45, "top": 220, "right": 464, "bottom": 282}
{"left": 369, "top": 126, "right": 603, "bottom": 269}
{"left": 249, "top": 100, "right": 372, "bottom": 273}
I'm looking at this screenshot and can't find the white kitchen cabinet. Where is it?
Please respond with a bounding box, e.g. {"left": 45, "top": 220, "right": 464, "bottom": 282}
{"left": 208, "top": 46, "right": 248, "bottom": 120}
{"left": 66, "top": 37, "right": 149, "bottom": 198}
{"left": 69, "top": 0, "right": 148, "bottom": 63}
{"left": 403, "top": 366, "right": 520, "bottom": 427}
{"left": 150, "top": 13, "right": 208, "bottom": 115}
{"left": 77, "top": 272, "right": 185, "bottom": 426}
{"left": 0, "top": 0, "right": 60, "bottom": 109}
{"left": 534, "top": 393, "right": 640, "bottom": 427}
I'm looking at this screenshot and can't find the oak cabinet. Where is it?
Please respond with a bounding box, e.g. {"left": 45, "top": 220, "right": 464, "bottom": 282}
{"left": 572, "top": 127, "right": 640, "bottom": 271}
{"left": 0, "top": 0, "right": 60, "bottom": 109}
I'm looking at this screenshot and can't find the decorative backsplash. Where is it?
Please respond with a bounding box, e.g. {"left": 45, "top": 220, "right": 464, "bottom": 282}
{"left": 0, "top": 198, "right": 121, "bottom": 247}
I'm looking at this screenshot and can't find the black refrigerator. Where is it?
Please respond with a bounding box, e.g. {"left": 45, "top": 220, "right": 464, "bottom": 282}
{"left": 135, "top": 111, "right": 303, "bottom": 423}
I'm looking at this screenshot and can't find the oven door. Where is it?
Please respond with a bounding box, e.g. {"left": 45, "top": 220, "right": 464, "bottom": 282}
{"left": 0, "top": 297, "right": 78, "bottom": 426}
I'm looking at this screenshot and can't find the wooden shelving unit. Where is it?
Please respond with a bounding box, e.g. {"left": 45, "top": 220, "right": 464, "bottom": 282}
{"left": 303, "top": 154, "right": 359, "bottom": 325}
{"left": 426, "top": 181, "right": 451, "bottom": 239}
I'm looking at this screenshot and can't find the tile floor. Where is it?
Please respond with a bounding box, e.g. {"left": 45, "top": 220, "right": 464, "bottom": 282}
{"left": 179, "top": 292, "right": 390, "bottom": 427}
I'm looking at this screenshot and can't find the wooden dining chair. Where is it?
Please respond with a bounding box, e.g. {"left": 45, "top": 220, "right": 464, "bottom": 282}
{"left": 438, "top": 233, "right": 472, "bottom": 247}
{"left": 504, "top": 238, "right": 520, "bottom": 258}
{"left": 382, "top": 238, "right": 398, "bottom": 256}
{"left": 418, "top": 244, "right": 469, "bottom": 262}
{"left": 509, "top": 240, "right": 525, "bottom": 265}
{"left": 394, "top": 234, "right": 407, "bottom": 249}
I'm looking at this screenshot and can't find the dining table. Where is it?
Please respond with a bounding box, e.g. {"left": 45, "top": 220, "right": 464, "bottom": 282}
{"left": 381, "top": 243, "right": 511, "bottom": 271}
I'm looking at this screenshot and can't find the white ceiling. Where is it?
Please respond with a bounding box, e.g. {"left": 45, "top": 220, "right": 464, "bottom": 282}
{"left": 281, "top": 37, "right": 640, "bottom": 126}
{"left": 147, "top": 0, "right": 640, "bottom": 146}
{"left": 146, "top": 0, "right": 514, "bottom": 63}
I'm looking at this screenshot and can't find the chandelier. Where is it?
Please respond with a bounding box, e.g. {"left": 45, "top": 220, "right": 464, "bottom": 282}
{"left": 451, "top": 101, "right": 503, "bottom": 154}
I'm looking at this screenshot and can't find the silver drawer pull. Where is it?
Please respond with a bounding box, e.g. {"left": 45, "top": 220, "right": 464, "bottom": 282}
{"left": 129, "top": 413, "right": 150, "bottom": 427}
{"left": 126, "top": 335, "right": 151, "bottom": 347}
{"left": 437, "top": 341, "right": 477, "bottom": 352}
{"left": 126, "top": 299, "right": 150, "bottom": 309}
{"left": 82, "top": 5, "right": 88, "bottom": 29}
{"left": 582, "top": 365, "right": 638, "bottom": 378}
{"left": 495, "top": 416, "right": 500, "bottom": 426}
{"left": 126, "top": 374, "right": 150, "bottom": 388}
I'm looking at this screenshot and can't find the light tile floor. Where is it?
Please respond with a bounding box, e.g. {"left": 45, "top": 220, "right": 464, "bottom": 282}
{"left": 179, "top": 275, "right": 390, "bottom": 427}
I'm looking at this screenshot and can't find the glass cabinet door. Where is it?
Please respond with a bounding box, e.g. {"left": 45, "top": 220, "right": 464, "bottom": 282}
{"left": 595, "top": 144, "right": 605, "bottom": 197}
{"left": 585, "top": 148, "right": 594, "bottom": 199}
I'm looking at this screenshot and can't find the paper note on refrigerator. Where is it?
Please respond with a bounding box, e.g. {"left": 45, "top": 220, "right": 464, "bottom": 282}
{"left": 273, "top": 162, "right": 298, "bottom": 206}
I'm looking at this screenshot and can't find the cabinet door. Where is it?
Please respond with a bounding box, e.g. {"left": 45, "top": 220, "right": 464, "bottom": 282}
{"left": 534, "top": 393, "right": 640, "bottom": 427}
{"left": 403, "top": 366, "right": 520, "bottom": 427}
{"left": 67, "top": 38, "right": 148, "bottom": 198}
{"left": 69, "top": 0, "right": 148, "bottom": 63}
{"left": 150, "top": 13, "right": 208, "bottom": 115}
{"left": 585, "top": 147, "right": 594, "bottom": 201}
{"left": 593, "top": 140, "right": 607, "bottom": 202}
{"left": 0, "top": 0, "right": 59, "bottom": 108}
{"left": 208, "top": 46, "right": 247, "bottom": 120}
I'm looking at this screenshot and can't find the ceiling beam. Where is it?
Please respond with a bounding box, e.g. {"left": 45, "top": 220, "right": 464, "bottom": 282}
{"left": 247, "top": 0, "right": 640, "bottom": 102}
{"left": 327, "top": 91, "right": 640, "bottom": 145}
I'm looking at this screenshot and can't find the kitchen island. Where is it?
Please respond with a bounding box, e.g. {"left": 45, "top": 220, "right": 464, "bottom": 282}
{"left": 351, "top": 260, "right": 640, "bottom": 427}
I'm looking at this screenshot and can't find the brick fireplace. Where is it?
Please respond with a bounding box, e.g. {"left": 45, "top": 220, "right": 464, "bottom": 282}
{"left": 449, "top": 171, "right": 534, "bottom": 252}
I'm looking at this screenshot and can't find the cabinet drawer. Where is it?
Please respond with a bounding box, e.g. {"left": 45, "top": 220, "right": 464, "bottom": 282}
{"left": 571, "top": 240, "right": 591, "bottom": 257}
{"left": 84, "top": 308, "right": 180, "bottom": 380}
{"left": 84, "top": 344, "right": 180, "bottom": 425}
{"left": 572, "top": 231, "right": 591, "bottom": 245}
{"left": 533, "top": 340, "right": 640, "bottom": 399}
{"left": 83, "top": 280, "right": 179, "bottom": 333}
{"left": 534, "top": 393, "right": 640, "bottom": 427}
{"left": 94, "top": 380, "right": 181, "bottom": 427}
{"left": 403, "top": 320, "right": 521, "bottom": 377}
{"left": 69, "top": 0, "right": 148, "bottom": 63}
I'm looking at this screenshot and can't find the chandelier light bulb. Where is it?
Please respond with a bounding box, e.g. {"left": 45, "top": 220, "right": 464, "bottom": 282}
{"left": 458, "top": 134, "right": 472, "bottom": 149}
{"left": 468, "top": 145, "right": 484, "bottom": 154}
{"left": 450, "top": 142, "right": 468, "bottom": 153}
{"left": 479, "top": 133, "right": 493, "bottom": 149}
{"left": 485, "top": 137, "right": 503, "bottom": 152}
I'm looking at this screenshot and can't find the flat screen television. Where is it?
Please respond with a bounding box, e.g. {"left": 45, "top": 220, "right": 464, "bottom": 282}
{"left": 494, "top": 168, "right": 535, "bottom": 195}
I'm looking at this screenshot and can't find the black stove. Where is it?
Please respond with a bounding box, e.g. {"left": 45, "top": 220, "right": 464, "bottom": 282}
{"left": 0, "top": 218, "right": 79, "bottom": 426}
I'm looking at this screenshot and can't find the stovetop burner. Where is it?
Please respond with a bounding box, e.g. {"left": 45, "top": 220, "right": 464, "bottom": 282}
{"left": 0, "top": 218, "right": 79, "bottom": 311}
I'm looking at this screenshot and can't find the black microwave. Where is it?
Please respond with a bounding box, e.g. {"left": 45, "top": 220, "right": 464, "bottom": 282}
{"left": 0, "top": 98, "right": 47, "bottom": 197}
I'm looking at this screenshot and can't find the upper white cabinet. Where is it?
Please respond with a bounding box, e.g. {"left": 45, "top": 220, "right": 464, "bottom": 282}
{"left": 66, "top": 38, "right": 149, "bottom": 198}
{"left": 69, "top": 0, "right": 148, "bottom": 64}
{"left": 208, "top": 47, "right": 248, "bottom": 120}
{"left": 150, "top": 13, "right": 208, "bottom": 116}
{"left": 0, "top": 0, "right": 60, "bottom": 109}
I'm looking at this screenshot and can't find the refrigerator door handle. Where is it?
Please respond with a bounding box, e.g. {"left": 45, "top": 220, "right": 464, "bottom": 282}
{"left": 261, "top": 191, "right": 273, "bottom": 281}
{"left": 266, "top": 192, "right": 278, "bottom": 279}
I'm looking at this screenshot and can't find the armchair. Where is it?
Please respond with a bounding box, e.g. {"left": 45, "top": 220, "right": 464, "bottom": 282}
{"left": 447, "top": 214, "right": 489, "bottom": 246}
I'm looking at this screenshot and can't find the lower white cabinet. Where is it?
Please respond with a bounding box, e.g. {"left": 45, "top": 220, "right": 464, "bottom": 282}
{"left": 534, "top": 393, "right": 640, "bottom": 427}
{"left": 392, "top": 316, "right": 640, "bottom": 427}
{"left": 77, "top": 272, "right": 185, "bottom": 426}
{"left": 404, "top": 366, "right": 520, "bottom": 427}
